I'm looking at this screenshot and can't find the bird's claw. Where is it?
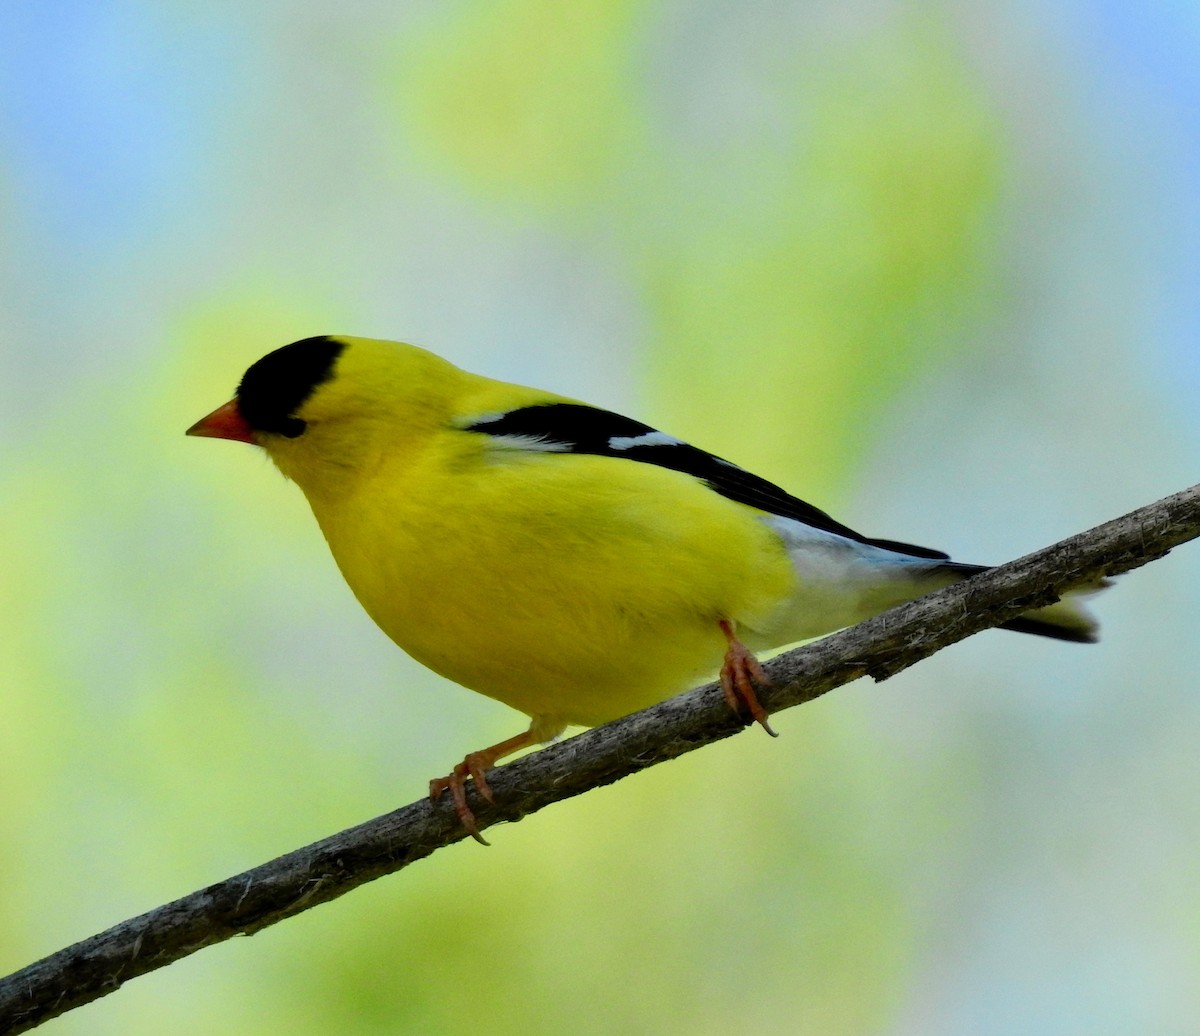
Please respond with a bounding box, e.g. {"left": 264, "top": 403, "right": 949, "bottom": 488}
{"left": 719, "top": 620, "right": 778, "bottom": 737}
{"left": 428, "top": 730, "right": 536, "bottom": 845}
{"left": 429, "top": 753, "right": 496, "bottom": 845}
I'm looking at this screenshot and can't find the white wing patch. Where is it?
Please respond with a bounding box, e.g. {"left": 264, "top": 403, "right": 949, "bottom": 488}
{"left": 607, "top": 430, "right": 685, "bottom": 451}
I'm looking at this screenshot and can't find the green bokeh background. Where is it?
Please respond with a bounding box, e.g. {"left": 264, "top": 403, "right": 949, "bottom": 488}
{"left": 3, "top": 3, "right": 1200, "bottom": 1033}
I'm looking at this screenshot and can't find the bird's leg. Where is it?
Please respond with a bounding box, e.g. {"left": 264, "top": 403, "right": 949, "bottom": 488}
{"left": 429, "top": 729, "right": 537, "bottom": 845}
{"left": 718, "top": 619, "right": 777, "bottom": 737}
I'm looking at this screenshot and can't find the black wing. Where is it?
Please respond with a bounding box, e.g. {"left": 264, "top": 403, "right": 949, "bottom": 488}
{"left": 464, "top": 403, "right": 949, "bottom": 561}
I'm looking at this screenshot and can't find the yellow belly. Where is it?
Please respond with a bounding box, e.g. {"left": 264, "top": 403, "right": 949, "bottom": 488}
{"left": 309, "top": 446, "right": 795, "bottom": 729}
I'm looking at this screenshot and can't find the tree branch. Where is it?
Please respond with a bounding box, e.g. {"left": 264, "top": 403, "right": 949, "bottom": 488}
{"left": 3, "top": 483, "right": 1198, "bottom": 1034}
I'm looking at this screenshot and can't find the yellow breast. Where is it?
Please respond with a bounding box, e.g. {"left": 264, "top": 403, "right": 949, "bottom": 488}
{"left": 306, "top": 434, "right": 796, "bottom": 729}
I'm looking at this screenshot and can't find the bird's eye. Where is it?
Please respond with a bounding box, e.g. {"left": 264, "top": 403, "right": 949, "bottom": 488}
{"left": 279, "top": 417, "right": 307, "bottom": 438}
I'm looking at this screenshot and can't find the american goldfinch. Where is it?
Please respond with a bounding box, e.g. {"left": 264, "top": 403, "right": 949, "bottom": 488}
{"left": 188, "top": 335, "right": 1102, "bottom": 841}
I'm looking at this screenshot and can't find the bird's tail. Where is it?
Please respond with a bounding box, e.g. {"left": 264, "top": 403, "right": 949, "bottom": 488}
{"left": 935, "top": 561, "right": 1109, "bottom": 643}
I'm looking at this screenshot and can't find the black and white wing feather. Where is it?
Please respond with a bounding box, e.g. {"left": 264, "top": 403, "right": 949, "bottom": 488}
{"left": 464, "top": 403, "right": 948, "bottom": 561}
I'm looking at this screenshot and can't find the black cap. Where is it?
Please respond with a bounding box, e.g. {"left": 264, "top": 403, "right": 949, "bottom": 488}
{"left": 236, "top": 336, "right": 345, "bottom": 437}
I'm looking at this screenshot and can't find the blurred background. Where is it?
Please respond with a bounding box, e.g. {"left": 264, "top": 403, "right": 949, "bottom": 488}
{"left": 2, "top": 1, "right": 1199, "bottom": 1033}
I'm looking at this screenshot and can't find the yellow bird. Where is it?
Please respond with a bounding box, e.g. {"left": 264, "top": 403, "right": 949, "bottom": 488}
{"left": 188, "top": 336, "right": 1102, "bottom": 840}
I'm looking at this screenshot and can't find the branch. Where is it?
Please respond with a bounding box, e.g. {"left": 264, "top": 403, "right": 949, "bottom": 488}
{"left": 3, "top": 483, "right": 1198, "bottom": 1033}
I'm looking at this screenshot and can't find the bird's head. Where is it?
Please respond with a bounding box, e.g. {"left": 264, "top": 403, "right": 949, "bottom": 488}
{"left": 187, "top": 335, "right": 463, "bottom": 495}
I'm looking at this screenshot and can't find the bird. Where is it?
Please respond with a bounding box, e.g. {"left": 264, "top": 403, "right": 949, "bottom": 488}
{"left": 188, "top": 335, "right": 1104, "bottom": 841}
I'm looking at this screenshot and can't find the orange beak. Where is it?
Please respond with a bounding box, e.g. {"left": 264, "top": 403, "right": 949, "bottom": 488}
{"left": 186, "top": 399, "right": 258, "bottom": 445}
